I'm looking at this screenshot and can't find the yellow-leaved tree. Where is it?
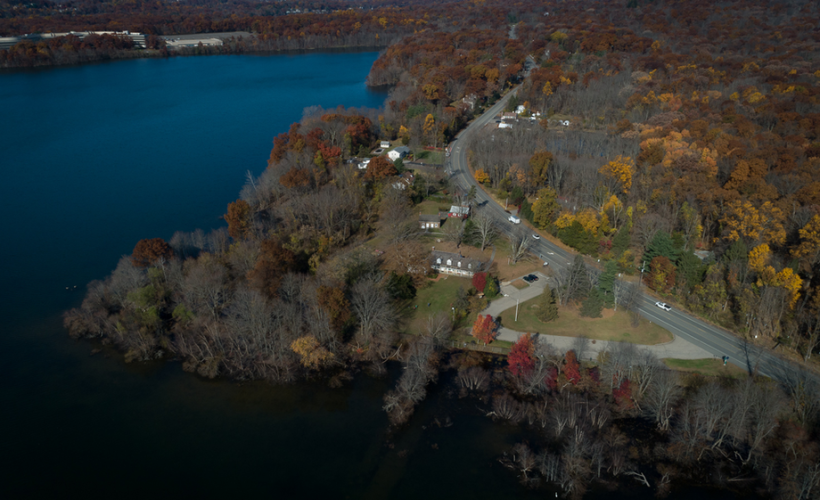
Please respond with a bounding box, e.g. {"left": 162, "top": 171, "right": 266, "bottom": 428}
{"left": 599, "top": 156, "right": 635, "bottom": 194}
{"left": 720, "top": 201, "right": 786, "bottom": 246}
{"left": 772, "top": 268, "right": 803, "bottom": 309}
{"left": 291, "top": 335, "right": 334, "bottom": 369}
{"left": 532, "top": 187, "right": 559, "bottom": 229}
{"left": 792, "top": 214, "right": 820, "bottom": 267}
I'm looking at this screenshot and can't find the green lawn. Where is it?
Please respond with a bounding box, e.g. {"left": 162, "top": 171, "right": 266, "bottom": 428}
{"left": 498, "top": 297, "right": 673, "bottom": 345}
{"left": 414, "top": 149, "right": 445, "bottom": 165}
{"left": 663, "top": 358, "right": 750, "bottom": 379}
{"left": 415, "top": 199, "right": 449, "bottom": 216}
{"left": 406, "top": 276, "right": 474, "bottom": 334}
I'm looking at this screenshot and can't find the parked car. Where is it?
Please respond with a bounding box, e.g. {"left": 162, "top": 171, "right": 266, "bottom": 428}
{"left": 532, "top": 233, "right": 541, "bottom": 240}
{"left": 522, "top": 274, "right": 539, "bottom": 283}
{"left": 655, "top": 302, "right": 672, "bottom": 311}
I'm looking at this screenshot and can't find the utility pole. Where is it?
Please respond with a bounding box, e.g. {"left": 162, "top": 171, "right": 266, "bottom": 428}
{"left": 515, "top": 298, "right": 520, "bottom": 322}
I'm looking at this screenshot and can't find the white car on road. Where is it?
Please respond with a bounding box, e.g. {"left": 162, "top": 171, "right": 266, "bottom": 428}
{"left": 655, "top": 302, "right": 672, "bottom": 311}
{"left": 532, "top": 233, "right": 541, "bottom": 240}
{"left": 508, "top": 215, "right": 521, "bottom": 224}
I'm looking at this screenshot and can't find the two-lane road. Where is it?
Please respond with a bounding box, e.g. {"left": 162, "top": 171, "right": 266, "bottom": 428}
{"left": 447, "top": 88, "right": 811, "bottom": 383}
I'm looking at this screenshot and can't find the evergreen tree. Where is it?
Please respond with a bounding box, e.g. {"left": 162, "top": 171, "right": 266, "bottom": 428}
{"left": 510, "top": 186, "right": 525, "bottom": 206}
{"left": 678, "top": 251, "right": 705, "bottom": 291}
{"left": 612, "top": 226, "right": 631, "bottom": 257}
{"left": 569, "top": 254, "right": 591, "bottom": 301}
{"left": 598, "top": 260, "right": 618, "bottom": 307}
{"left": 722, "top": 238, "right": 748, "bottom": 265}
{"left": 386, "top": 272, "right": 416, "bottom": 300}
{"left": 467, "top": 185, "right": 477, "bottom": 204}
{"left": 454, "top": 285, "right": 469, "bottom": 313}
{"left": 580, "top": 288, "right": 604, "bottom": 318}
{"left": 519, "top": 199, "right": 534, "bottom": 222}
{"left": 643, "top": 230, "right": 678, "bottom": 264}
{"left": 484, "top": 276, "right": 500, "bottom": 299}
{"left": 536, "top": 286, "right": 559, "bottom": 322}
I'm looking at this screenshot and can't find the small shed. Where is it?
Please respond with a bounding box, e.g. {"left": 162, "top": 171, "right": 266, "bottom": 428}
{"left": 380, "top": 140, "right": 391, "bottom": 148}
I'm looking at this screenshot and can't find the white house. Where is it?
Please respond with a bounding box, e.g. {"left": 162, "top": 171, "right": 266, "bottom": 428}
{"left": 430, "top": 250, "right": 484, "bottom": 278}
{"left": 516, "top": 105, "right": 526, "bottom": 114}
{"left": 380, "top": 140, "right": 390, "bottom": 148}
{"left": 498, "top": 122, "right": 513, "bottom": 129}
{"left": 358, "top": 158, "right": 371, "bottom": 170}
{"left": 388, "top": 146, "right": 411, "bottom": 162}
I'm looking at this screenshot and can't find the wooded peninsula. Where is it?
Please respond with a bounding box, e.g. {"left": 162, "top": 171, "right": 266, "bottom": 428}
{"left": 41, "top": 0, "right": 820, "bottom": 497}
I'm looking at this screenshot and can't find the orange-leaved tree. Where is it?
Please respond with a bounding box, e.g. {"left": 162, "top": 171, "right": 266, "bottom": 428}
{"left": 365, "top": 156, "right": 397, "bottom": 180}
{"left": 472, "top": 314, "right": 496, "bottom": 344}
{"left": 225, "top": 199, "right": 251, "bottom": 240}
{"left": 131, "top": 238, "right": 173, "bottom": 268}
{"left": 563, "top": 350, "right": 581, "bottom": 385}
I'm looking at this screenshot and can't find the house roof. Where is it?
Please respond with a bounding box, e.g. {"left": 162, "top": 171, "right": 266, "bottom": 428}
{"left": 430, "top": 250, "right": 484, "bottom": 271}
{"left": 419, "top": 214, "right": 442, "bottom": 222}
{"left": 449, "top": 205, "right": 470, "bottom": 215}
{"left": 392, "top": 146, "right": 411, "bottom": 154}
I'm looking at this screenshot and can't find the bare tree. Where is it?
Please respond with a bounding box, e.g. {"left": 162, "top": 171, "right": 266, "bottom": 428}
{"left": 350, "top": 276, "right": 396, "bottom": 345}
{"left": 634, "top": 213, "right": 669, "bottom": 253}
{"left": 424, "top": 312, "right": 452, "bottom": 340}
{"left": 457, "top": 366, "right": 490, "bottom": 393}
{"left": 180, "top": 256, "right": 229, "bottom": 319}
{"left": 779, "top": 365, "right": 820, "bottom": 427}
{"left": 508, "top": 229, "right": 532, "bottom": 265}
{"left": 471, "top": 211, "right": 500, "bottom": 250}
{"left": 442, "top": 218, "right": 466, "bottom": 248}
{"left": 643, "top": 369, "right": 682, "bottom": 432}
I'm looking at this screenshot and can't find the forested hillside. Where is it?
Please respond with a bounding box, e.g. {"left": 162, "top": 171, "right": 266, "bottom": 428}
{"left": 58, "top": 0, "right": 820, "bottom": 497}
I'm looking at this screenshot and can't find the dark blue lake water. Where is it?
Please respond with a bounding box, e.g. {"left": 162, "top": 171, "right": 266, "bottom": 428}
{"left": 0, "top": 53, "right": 727, "bottom": 499}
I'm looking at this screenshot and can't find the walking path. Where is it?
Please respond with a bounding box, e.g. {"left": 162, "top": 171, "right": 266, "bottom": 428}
{"left": 481, "top": 274, "right": 714, "bottom": 361}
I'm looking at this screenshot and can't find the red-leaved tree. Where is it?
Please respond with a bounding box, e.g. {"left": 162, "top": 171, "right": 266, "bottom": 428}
{"left": 613, "top": 379, "right": 633, "bottom": 409}
{"left": 472, "top": 272, "right": 487, "bottom": 294}
{"left": 545, "top": 366, "right": 558, "bottom": 391}
{"left": 507, "top": 333, "right": 535, "bottom": 377}
{"left": 563, "top": 350, "right": 581, "bottom": 385}
{"left": 472, "top": 314, "right": 496, "bottom": 344}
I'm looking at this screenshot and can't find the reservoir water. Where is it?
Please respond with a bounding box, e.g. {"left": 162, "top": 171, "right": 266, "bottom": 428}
{"left": 1, "top": 53, "right": 727, "bottom": 499}
{"left": 0, "top": 52, "right": 541, "bottom": 499}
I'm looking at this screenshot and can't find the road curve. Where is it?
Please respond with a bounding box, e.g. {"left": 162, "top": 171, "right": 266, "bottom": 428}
{"left": 446, "top": 88, "right": 812, "bottom": 383}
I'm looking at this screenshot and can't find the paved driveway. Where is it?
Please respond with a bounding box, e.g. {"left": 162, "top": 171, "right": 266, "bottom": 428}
{"left": 481, "top": 277, "right": 714, "bottom": 361}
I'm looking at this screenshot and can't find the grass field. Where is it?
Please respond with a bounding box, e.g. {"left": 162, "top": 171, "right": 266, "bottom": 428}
{"left": 498, "top": 298, "right": 673, "bottom": 345}
{"left": 415, "top": 199, "right": 449, "bottom": 216}
{"left": 664, "top": 358, "right": 750, "bottom": 379}
{"left": 414, "top": 149, "right": 444, "bottom": 165}
{"left": 406, "top": 276, "right": 474, "bottom": 333}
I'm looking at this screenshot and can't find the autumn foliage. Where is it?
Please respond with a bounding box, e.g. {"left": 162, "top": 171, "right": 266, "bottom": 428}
{"left": 563, "top": 350, "right": 581, "bottom": 385}
{"left": 364, "top": 156, "right": 397, "bottom": 181}
{"left": 131, "top": 238, "right": 173, "bottom": 268}
{"left": 507, "top": 333, "right": 535, "bottom": 377}
{"left": 471, "top": 272, "right": 487, "bottom": 294}
{"left": 471, "top": 314, "right": 496, "bottom": 344}
{"left": 225, "top": 199, "right": 251, "bottom": 240}
{"left": 290, "top": 335, "right": 334, "bottom": 370}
